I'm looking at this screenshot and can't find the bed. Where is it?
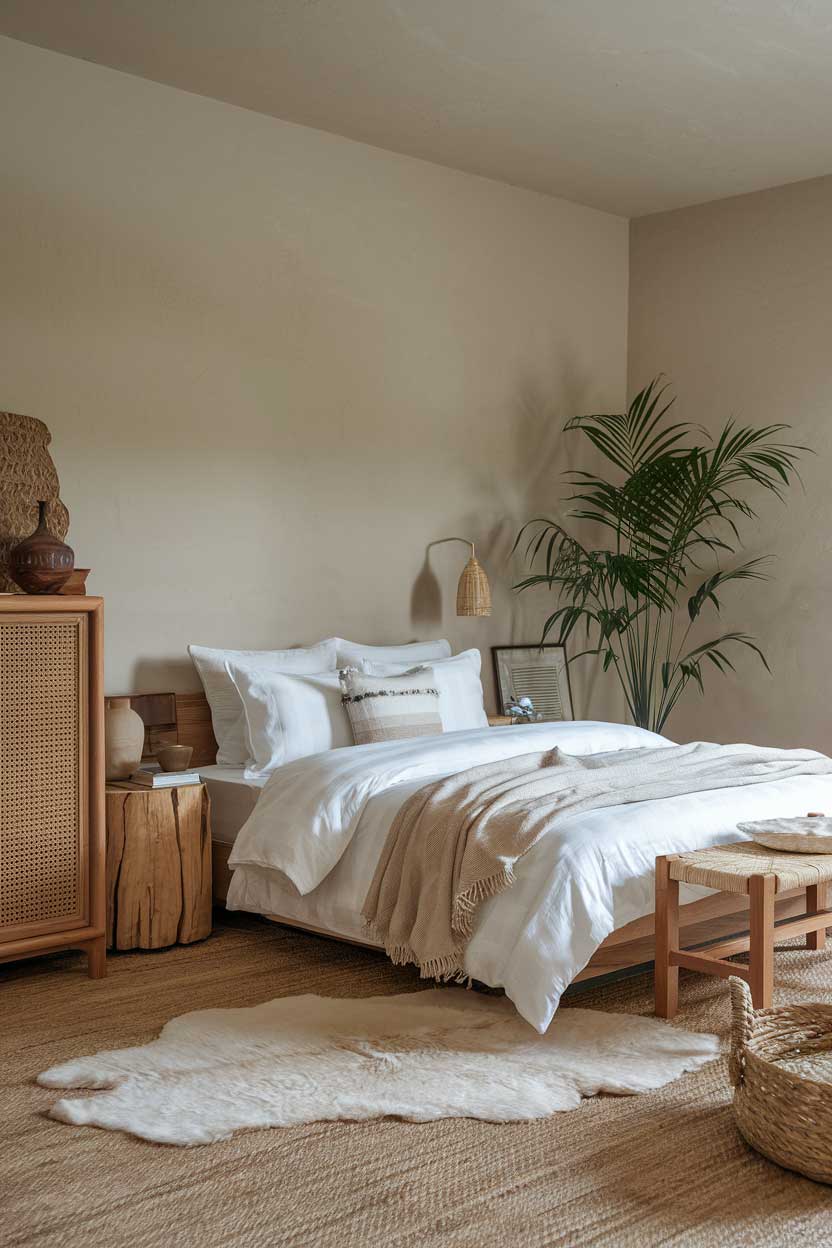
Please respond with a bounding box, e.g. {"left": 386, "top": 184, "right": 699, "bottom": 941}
{"left": 198, "top": 765, "right": 266, "bottom": 904}
{"left": 136, "top": 688, "right": 826, "bottom": 1033}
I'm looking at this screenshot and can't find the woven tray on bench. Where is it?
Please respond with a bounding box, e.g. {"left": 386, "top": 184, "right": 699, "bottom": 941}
{"left": 729, "top": 976, "right": 832, "bottom": 1184}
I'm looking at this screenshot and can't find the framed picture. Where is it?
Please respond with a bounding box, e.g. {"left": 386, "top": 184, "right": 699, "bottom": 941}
{"left": 491, "top": 645, "right": 573, "bottom": 722}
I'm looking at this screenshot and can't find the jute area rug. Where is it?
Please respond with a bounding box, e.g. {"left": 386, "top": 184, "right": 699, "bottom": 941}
{"left": 5, "top": 912, "right": 832, "bottom": 1248}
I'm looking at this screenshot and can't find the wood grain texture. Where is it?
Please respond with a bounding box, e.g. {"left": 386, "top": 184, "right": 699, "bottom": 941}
{"left": 658, "top": 846, "right": 832, "bottom": 1012}
{"left": 656, "top": 849, "right": 832, "bottom": 1012}
{"left": 669, "top": 950, "right": 751, "bottom": 982}
{"left": 807, "top": 881, "right": 827, "bottom": 951}
{"left": 87, "top": 597, "right": 106, "bottom": 977}
{"left": 749, "top": 873, "right": 776, "bottom": 1008}
{"left": 174, "top": 692, "right": 217, "bottom": 766}
{"left": 109, "top": 691, "right": 218, "bottom": 764}
{"left": 121, "top": 691, "right": 177, "bottom": 760}
{"left": 106, "top": 784, "right": 212, "bottom": 949}
{"left": 212, "top": 839, "right": 809, "bottom": 990}
{"left": 577, "top": 892, "right": 808, "bottom": 983}
{"left": 654, "top": 855, "right": 679, "bottom": 1018}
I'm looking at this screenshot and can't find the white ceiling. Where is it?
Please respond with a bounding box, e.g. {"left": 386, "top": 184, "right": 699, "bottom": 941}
{"left": 3, "top": 0, "right": 832, "bottom": 217}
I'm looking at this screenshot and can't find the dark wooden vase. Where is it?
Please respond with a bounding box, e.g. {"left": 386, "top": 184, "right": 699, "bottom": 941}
{"left": 10, "top": 500, "right": 75, "bottom": 594}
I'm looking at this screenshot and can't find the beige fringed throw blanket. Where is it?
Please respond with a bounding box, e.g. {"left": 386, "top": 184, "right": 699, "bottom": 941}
{"left": 362, "top": 741, "right": 832, "bottom": 980}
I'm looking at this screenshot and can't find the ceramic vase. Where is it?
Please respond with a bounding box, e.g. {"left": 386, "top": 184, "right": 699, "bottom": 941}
{"left": 9, "top": 499, "right": 74, "bottom": 594}
{"left": 0, "top": 412, "right": 70, "bottom": 594}
{"left": 105, "top": 697, "right": 145, "bottom": 781}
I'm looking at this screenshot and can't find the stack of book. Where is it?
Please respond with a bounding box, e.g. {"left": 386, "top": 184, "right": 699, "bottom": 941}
{"left": 112, "top": 762, "right": 201, "bottom": 790}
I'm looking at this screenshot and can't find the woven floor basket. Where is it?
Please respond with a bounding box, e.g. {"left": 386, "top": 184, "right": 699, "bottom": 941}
{"left": 729, "top": 976, "right": 832, "bottom": 1184}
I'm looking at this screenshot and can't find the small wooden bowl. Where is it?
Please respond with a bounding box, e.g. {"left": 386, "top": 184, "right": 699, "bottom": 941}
{"left": 156, "top": 744, "right": 194, "bottom": 773}
{"left": 58, "top": 569, "right": 91, "bottom": 595}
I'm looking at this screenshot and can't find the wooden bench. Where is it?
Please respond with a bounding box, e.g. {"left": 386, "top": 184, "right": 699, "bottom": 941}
{"left": 655, "top": 842, "right": 832, "bottom": 1016}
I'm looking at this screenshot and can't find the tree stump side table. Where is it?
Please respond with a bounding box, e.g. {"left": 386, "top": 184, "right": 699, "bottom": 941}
{"left": 105, "top": 783, "right": 212, "bottom": 950}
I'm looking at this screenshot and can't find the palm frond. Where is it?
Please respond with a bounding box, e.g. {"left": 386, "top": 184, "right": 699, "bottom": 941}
{"left": 563, "top": 378, "right": 700, "bottom": 476}
{"left": 686, "top": 558, "right": 771, "bottom": 621}
{"left": 513, "top": 377, "right": 805, "bottom": 733}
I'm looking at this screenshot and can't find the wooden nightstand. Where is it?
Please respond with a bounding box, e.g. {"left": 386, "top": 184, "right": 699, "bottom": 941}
{"left": 105, "top": 782, "right": 212, "bottom": 950}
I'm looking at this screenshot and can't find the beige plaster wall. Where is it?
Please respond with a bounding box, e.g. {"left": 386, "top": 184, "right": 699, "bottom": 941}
{"left": 629, "top": 175, "right": 832, "bottom": 749}
{"left": 0, "top": 37, "right": 628, "bottom": 714}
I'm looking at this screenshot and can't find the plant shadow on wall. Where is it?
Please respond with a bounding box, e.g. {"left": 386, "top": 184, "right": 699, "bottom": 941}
{"left": 504, "top": 359, "right": 619, "bottom": 719}
{"left": 514, "top": 379, "right": 807, "bottom": 735}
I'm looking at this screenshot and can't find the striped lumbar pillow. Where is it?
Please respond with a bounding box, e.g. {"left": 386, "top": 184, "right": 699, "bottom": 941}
{"left": 340, "top": 667, "right": 442, "bottom": 745}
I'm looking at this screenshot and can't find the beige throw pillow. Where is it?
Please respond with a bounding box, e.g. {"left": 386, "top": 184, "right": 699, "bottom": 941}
{"left": 340, "top": 668, "right": 443, "bottom": 746}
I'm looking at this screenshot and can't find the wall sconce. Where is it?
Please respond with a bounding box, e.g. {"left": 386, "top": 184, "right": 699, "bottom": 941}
{"left": 433, "top": 537, "right": 492, "bottom": 617}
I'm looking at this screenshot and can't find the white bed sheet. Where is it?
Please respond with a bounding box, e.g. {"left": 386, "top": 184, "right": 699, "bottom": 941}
{"left": 198, "top": 765, "right": 266, "bottom": 847}
{"left": 226, "top": 723, "right": 832, "bottom": 1033}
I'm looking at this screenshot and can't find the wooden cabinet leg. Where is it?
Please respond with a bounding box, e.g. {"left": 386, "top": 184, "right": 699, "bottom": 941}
{"left": 655, "top": 855, "right": 680, "bottom": 1018}
{"left": 807, "top": 883, "right": 827, "bottom": 951}
{"left": 84, "top": 936, "right": 107, "bottom": 979}
{"left": 749, "top": 874, "right": 775, "bottom": 1009}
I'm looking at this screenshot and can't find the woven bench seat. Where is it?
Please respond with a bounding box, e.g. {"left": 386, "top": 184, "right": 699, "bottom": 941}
{"left": 655, "top": 841, "right": 832, "bottom": 1018}
{"left": 668, "top": 841, "right": 832, "bottom": 895}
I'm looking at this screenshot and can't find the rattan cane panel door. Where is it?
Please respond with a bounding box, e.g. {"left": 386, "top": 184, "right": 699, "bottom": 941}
{"left": 0, "top": 613, "right": 88, "bottom": 940}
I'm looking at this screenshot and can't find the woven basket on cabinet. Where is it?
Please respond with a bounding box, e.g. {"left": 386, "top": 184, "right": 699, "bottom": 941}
{"left": 729, "top": 976, "right": 832, "bottom": 1184}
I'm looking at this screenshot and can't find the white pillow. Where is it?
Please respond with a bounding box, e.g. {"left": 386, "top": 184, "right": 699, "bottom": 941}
{"left": 225, "top": 664, "right": 352, "bottom": 775}
{"left": 326, "top": 637, "right": 451, "bottom": 668}
{"left": 361, "top": 648, "right": 488, "bottom": 733}
{"left": 188, "top": 640, "right": 337, "bottom": 765}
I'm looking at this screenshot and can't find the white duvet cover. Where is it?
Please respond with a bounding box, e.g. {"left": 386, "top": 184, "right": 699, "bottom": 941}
{"left": 227, "top": 721, "right": 832, "bottom": 1032}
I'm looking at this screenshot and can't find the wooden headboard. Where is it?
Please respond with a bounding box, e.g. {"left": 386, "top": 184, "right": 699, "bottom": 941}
{"left": 125, "top": 692, "right": 217, "bottom": 767}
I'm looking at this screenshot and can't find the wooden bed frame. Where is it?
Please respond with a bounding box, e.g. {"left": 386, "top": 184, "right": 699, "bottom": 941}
{"left": 210, "top": 840, "right": 806, "bottom": 982}
{"left": 134, "top": 690, "right": 808, "bottom": 987}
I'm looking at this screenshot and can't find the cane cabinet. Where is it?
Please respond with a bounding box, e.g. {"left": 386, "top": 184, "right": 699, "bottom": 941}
{"left": 0, "top": 596, "right": 105, "bottom": 976}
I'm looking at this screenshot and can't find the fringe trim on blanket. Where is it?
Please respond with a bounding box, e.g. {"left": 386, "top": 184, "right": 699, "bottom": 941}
{"left": 363, "top": 865, "right": 516, "bottom": 982}
{"left": 451, "top": 866, "right": 516, "bottom": 940}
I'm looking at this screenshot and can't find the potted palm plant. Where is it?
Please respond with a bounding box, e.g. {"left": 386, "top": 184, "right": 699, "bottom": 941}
{"left": 514, "top": 379, "right": 804, "bottom": 734}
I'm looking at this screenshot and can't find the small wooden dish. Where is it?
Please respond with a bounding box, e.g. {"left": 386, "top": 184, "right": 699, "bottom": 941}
{"left": 58, "top": 569, "right": 91, "bottom": 595}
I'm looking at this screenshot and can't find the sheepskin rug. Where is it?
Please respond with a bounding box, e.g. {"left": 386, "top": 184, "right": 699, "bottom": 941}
{"left": 38, "top": 989, "right": 719, "bottom": 1147}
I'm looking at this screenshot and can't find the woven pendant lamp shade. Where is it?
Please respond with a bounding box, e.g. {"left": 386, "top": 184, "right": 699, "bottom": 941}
{"left": 456, "top": 554, "right": 491, "bottom": 617}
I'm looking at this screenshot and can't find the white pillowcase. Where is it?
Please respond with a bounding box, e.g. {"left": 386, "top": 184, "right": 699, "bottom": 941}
{"left": 225, "top": 664, "right": 352, "bottom": 775}
{"left": 326, "top": 637, "right": 451, "bottom": 668}
{"left": 361, "top": 648, "right": 488, "bottom": 733}
{"left": 188, "top": 639, "right": 337, "bottom": 765}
